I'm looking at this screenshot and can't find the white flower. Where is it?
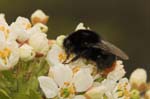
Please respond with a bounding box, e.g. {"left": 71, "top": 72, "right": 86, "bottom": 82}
{"left": 29, "top": 32, "right": 49, "bottom": 55}
{"left": 9, "top": 17, "right": 31, "bottom": 42}
{"left": 19, "top": 44, "right": 35, "bottom": 61}
{"left": 10, "top": 22, "right": 28, "bottom": 42}
{"left": 75, "top": 23, "right": 90, "bottom": 31}
{"left": 38, "top": 64, "right": 93, "bottom": 98}
{"left": 15, "top": 16, "right": 31, "bottom": 29}
{"left": 31, "top": 9, "right": 49, "bottom": 24}
{"left": 129, "top": 68, "right": 147, "bottom": 90}
{"left": 0, "top": 32, "right": 19, "bottom": 70}
{"left": 85, "top": 61, "right": 128, "bottom": 99}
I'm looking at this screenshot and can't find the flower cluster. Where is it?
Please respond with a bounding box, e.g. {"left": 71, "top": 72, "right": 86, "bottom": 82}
{"left": 1, "top": 10, "right": 148, "bottom": 99}
{"left": 0, "top": 10, "right": 50, "bottom": 70}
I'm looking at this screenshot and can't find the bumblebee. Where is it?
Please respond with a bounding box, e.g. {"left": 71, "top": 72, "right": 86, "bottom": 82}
{"left": 63, "top": 29, "right": 129, "bottom": 69}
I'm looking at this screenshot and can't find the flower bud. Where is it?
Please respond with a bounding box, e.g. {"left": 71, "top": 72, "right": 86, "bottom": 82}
{"left": 56, "top": 35, "right": 66, "bottom": 47}
{"left": 19, "top": 44, "right": 35, "bottom": 61}
{"left": 145, "top": 90, "right": 150, "bottom": 99}
{"left": 29, "top": 32, "right": 49, "bottom": 55}
{"left": 129, "top": 68, "right": 147, "bottom": 91}
{"left": 31, "top": 9, "right": 49, "bottom": 24}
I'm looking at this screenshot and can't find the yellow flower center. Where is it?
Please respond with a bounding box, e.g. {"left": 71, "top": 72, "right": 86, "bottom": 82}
{"left": 58, "top": 52, "right": 66, "bottom": 62}
{"left": 72, "top": 66, "right": 80, "bottom": 74}
{"left": 24, "top": 23, "right": 31, "bottom": 29}
{"left": 0, "top": 48, "right": 11, "bottom": 64}
{"left": 60, "top": 82, "right": 76, "bottom": 98}
{"left": 0, "top": 25, "right": 9, "bottom": 38}
{"left": 116, "top": 82, "right": 130, "bottom": 98}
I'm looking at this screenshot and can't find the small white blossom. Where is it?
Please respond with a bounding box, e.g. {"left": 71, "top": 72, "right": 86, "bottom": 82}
{"left": 38, "top": 64, "right": 93, "bottom": 99}
{"left": 0, "top": 32, "right": 19, "bottom": 70}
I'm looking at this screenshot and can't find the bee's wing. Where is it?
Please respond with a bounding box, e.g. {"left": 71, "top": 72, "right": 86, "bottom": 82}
{"left": 94, "top": 40, "right": 129, "bottom": 60}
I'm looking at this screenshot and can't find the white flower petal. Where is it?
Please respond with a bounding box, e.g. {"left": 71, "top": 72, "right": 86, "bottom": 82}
{"left": 73, "top": 95, "right": 86, "bottom": 99}
{"left": 85, "top": 86, "right": 107, "bottom": 99}
{"left": 51, "top": 64, "right": 73, "bottom": 87}
{"left": 46, "top": 44, "right": 64, "bottom": 65}
{"left": 38, "top": 76, "right": 59, "bottom": 98}
{"left": 0, "top": 31, "right": 6, "bottom": 50}
{"left": 107, "top": 60, "right": 125, "bottom": 81}
{"left": 0, "top": 41, "right": 19, "bottom": 70}
{"left": 73, "top": 69, "right": 93, "bottom": 92}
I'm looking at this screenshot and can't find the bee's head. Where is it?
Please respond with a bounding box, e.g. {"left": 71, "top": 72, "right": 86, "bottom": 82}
{"left": 63, "top": 37, "right": 73, "bottom": 53}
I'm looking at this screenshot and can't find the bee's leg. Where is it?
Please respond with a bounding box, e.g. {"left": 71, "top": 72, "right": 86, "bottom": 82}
{"left": 65, "top": 55, "right": 80, "bottom": 64}
{"left": 62, "top": 54, "right": 70, "bottom": 64}
{"left": 65, "top": 50, "right": 88, "bottom": 64}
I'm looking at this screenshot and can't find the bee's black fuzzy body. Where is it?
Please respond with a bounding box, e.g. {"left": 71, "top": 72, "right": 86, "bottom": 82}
{"left": 63, "top": 29, "right": 128, "bottom": 69}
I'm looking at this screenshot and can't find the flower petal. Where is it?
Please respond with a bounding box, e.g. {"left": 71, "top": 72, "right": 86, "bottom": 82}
{"left": 0, "top": 31, "right": 6, "bottom": 50}
{"left": 107, "top": 60, "right": 125, "bottom": 81}
{"left": 73, "top": 95, "right": 86, "bottom": 99}
{"left": 73, "top": 69, "right": 93, "bottom": 92}
{"left": 19, "top": 44, "right": 35, "bottom": 61}
{"left": 85, "top": 86, "right": 107, "bottom": 99}
{"left": 38, "top": 76, "right": 59, "bottom": 98}
{"left": 51, "top": 64, "right": 73, "bottom": 87}
{"left": 46, "top": 44, "right": 64, "bottom": 65}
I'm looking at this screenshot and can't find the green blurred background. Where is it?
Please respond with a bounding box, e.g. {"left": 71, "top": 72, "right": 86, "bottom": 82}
{"left": 0, "top": 0, "right": 149, "bottom": 79}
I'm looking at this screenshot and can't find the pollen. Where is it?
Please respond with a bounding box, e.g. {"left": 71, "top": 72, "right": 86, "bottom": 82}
{"left": 117, "top": 90, "right": 124, "bottom": 98}
{"left": 25, "top": 23, "right": 31, "bottom": 29}
{"left": 0, "top": 48, "right": 11, "bottom": 58}
{"left": 0, "top": 48, "right": 11, "bottom": 64}
{"left": 64, "top": 82, "right": 70, "bottom": 86}
{"left": 58, "top": 53, "right": 66, "bottom": 62}
{"left": 69, "top": 85, "right": 75, "bottom": 94}
{"left": 72, "top": 66, "right": 80, "bottom": 74}
{"left": 0, "top": 26, "right": 9, "bottom": 38}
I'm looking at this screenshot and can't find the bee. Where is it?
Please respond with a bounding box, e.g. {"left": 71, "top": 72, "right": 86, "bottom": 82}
{"left": 63, "top": 29, "right": 129, "bottom": 69}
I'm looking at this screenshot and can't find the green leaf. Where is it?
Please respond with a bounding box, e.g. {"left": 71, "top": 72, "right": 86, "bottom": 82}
{"left": 0, "top": 89, "right": 11, "bottom": 99}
